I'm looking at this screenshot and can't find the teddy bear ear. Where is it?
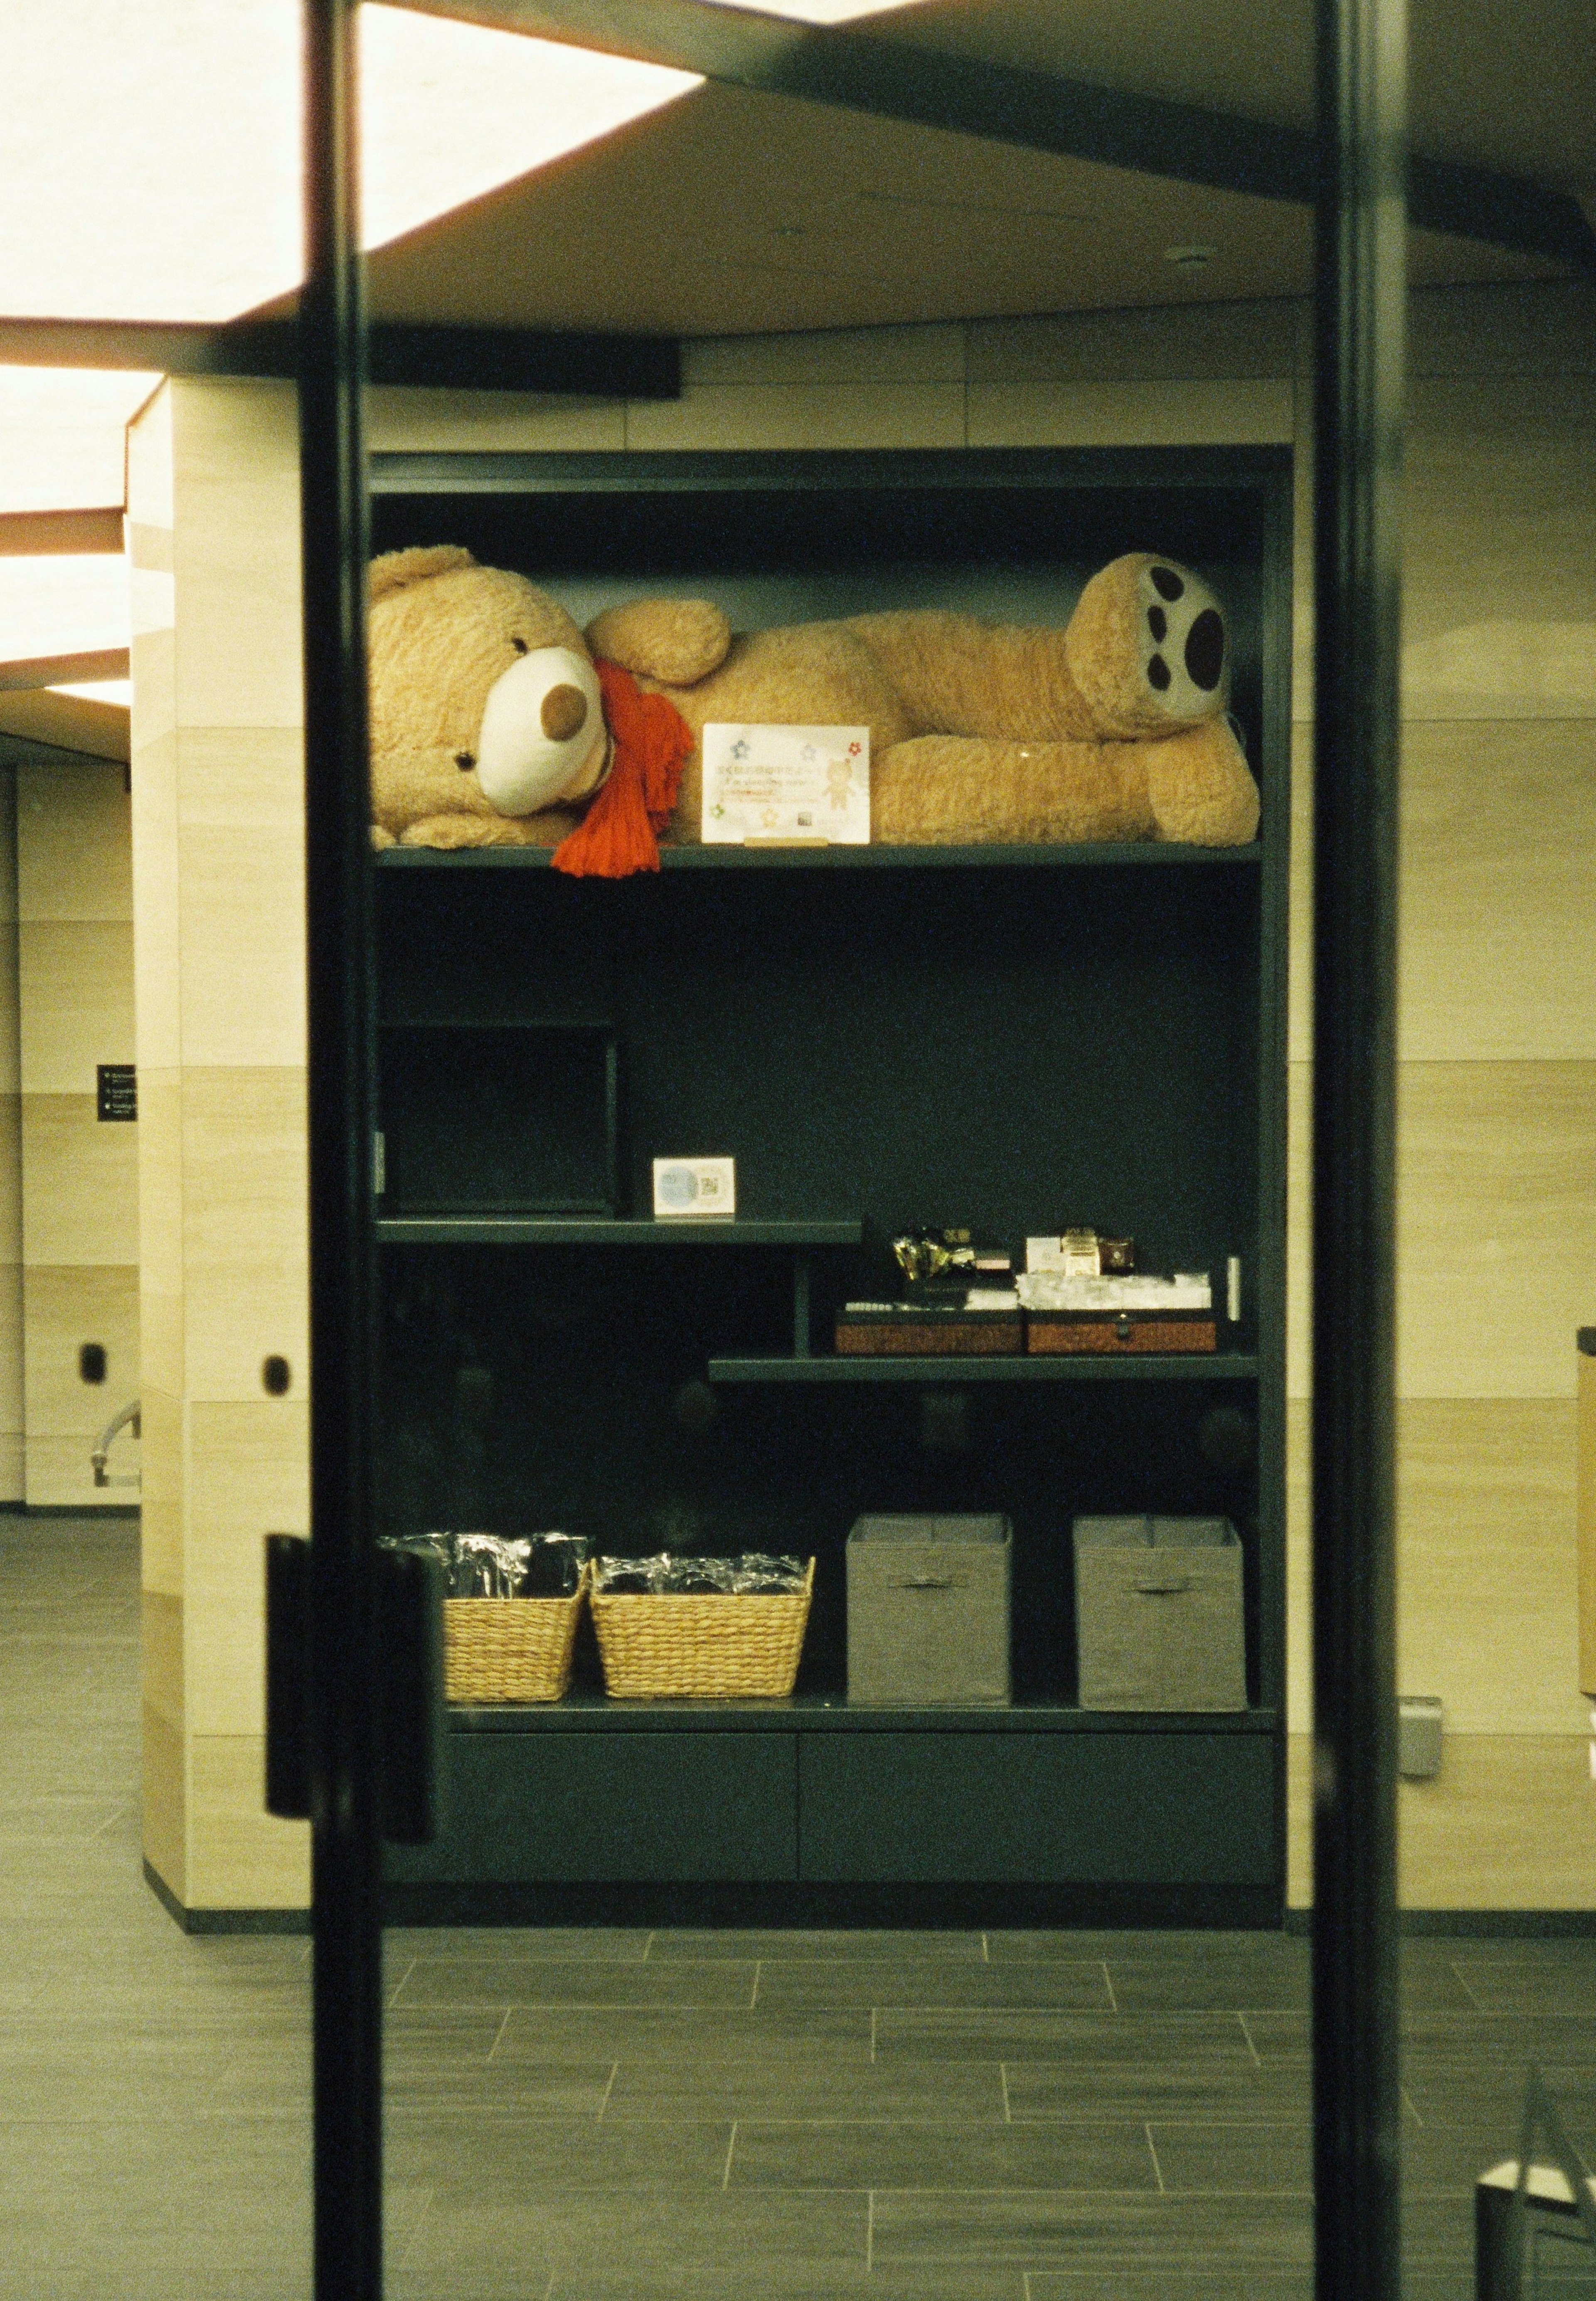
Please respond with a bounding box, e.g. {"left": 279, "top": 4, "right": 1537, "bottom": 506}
{"left": 369, "top": 545, "right": 475, "bottom": 602}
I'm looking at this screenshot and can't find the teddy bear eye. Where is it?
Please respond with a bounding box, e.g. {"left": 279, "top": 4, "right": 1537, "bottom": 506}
{"left": 510, "top": 637, "right": 528, "bottom": 654}
{"left": 454, "top": 751, "right": 476, "bottom": 770}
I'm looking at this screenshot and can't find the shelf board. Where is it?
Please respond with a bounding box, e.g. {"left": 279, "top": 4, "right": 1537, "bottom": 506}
{"left": 376, "top": 1217, "right": 863, "bottom": 1247}
{"left": 708, "top": 1351, "right": 1259, "bottom": 1383}
{"left": 446, "top": 1693, "right": 1279, "bottom": 1735}
{"left": 375, "top": 841, "right": 1262, "bottom": 872}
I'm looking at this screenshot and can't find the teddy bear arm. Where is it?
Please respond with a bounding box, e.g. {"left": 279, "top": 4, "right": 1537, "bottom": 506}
{"left": 845, "top": 612, "right": 1100, "bottom": 742}
{"left": 585, "top": 599, "right": 732, "bottom": 686}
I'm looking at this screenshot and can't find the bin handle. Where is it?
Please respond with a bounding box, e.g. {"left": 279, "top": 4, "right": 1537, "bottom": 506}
{"left": 1132, "top": 1576, "right": 1193, "bottom": 1595}
{"left": 898, "top": 1575, "right": 955, "bottom": 1591}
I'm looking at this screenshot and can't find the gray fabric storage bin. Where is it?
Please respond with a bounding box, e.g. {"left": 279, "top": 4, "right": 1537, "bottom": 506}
{"left": 1074, "top": 1516, "right": 1246, "bottom": 1712}
{"left": 847, "top": 1516, "right": 1011, "bottom": 1706}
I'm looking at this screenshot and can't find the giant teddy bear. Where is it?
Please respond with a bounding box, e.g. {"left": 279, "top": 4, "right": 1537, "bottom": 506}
{"left": 367, "top": 544, "right": 1259, "bottom": 868}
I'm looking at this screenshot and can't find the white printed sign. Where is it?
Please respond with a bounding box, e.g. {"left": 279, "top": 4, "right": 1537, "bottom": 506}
{"left": 701, "top": 723, "right": 870, "bottom": 845}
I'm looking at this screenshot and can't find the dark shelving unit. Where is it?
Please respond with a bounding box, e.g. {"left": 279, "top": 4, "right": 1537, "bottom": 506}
{"left": 707, "top": 1352, "right": 1262, "bottom": 1384}
{"left": 375, "top": 1218, "right": 862, "bottom": 1247}
{"left": 372, "top": 444, "right": 1292, "bottom": 1925}
{"left": 374, "top": 840, "right": 1264, "bottom": 872}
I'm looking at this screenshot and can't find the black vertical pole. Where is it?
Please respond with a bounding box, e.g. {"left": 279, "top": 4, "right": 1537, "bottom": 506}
{"left": 1311, "top": 0, "right": 1405, "bottom": 2289}
{"left": 299, "top": 2, "right": 381, "bottom": 2297}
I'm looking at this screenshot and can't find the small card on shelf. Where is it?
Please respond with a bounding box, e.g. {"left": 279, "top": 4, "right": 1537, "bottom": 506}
{"left": 701, "top": 723, "right": 870, "bottom": 845}
{"left": 653, "top": 1157, "right": 736, "bottom": 1218}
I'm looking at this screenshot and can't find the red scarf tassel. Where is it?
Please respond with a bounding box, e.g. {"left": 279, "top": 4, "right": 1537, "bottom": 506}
{"left": 552, "top": 659, "right": 692, "bottom": 879}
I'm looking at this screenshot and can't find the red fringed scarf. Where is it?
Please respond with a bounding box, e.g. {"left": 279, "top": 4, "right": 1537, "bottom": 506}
{"left": 552, "top": 660, "right": 692, "bottom": 878}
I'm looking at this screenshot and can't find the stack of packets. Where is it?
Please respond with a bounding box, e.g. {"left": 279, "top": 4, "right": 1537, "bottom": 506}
{"left": 833, "top": 1227, "right": 1217, "bottom": 1357}
{"left": 593, "top": 1553, "right": 807, "bottom": 1594}
{"left": 1019, "top": 1232, "right": 1215, "bottom": 1354}
{"left": 835, "top": 1227, "right": 1022, "bottom": 1355}
{"left": 381, "top": 1530, "right": 591, "bottom": 1596}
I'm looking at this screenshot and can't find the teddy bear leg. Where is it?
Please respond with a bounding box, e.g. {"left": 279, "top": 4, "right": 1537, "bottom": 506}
{"left": 1141, "top": 720, "right": 1261, "bottom": 846}
{"left": 396, "top": 813, "right": 570, "bottom": 850}
{"left": 873, "top": 737, "right": 1155, "bottom": 845}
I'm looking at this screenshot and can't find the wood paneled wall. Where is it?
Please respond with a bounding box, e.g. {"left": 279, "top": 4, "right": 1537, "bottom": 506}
{"left": 129, "top": 379, "right": 311, "bottom": 1910}
{"left": 16, "top": 762, "right": 139, "bottom": 1506}
{"left": 131, "top": 281, "right": 1596, "bottom": 1912}
{"left": 0, "top": 772, "right": 21, "bottom": 1502}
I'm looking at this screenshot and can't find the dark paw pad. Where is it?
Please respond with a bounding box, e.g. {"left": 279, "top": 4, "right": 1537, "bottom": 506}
{"left": 1185, "top": 608, "right": 1225, "bottom": 691}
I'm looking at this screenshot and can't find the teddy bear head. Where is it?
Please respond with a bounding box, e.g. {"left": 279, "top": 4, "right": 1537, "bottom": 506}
{"left": 1064, "top": 552, "right": 1231, "bottom": 739}
{"left": 368, "top": 546, "right": 611, "bottom": 837}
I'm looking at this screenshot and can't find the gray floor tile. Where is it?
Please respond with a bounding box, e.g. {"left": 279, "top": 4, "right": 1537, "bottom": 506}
{"left": 755, "top": 1960, "right": 1113, "bottom": 2012}
{"left": 868, "top": 2190, "right": 1313, "bottom": 2268}
{"left": 1005, "top": 2057, "right": 1309, "bottom": 2123}
{"left": 985, "top": 1931, "right": 1278, "bottom": 1963}
{"left": 395, "top": 2188, "right": 867, "bottom": 2301}
{"left": 729, "top": 2118, "right": 1158, "bottom": 2192}
{"left": 392, "top": 1956, "right": 759, "bottom": 2009}
{"left": 1027, "top": 2278, "right": 1310, "bottom": 2301}
{"left": 1104, "top": 1957, "right": 1308, "bottom": 2013}
{"left": 606, "top": 2054, "right": 1007, "bottom": 2124}
{"left": 537, "top": 2274, "right": 1023, "bottom": 2301}
{"left": 1148, "top": 2120, "right": 1312, "bottom": 2196}
{"left": 495, "top": 2004, "right": 874, "bottom": 2064}
{"left": 395, "top": 1925, "right": 651, "bottom": 1963}
{"left": 877, "top": 2010, "right": 1256, "bottom": 2067}
{"left": 389, "top": 2111, "right": 734, "bottom": 2188}
{"left": 1452, "top": 1953, "right": 1596, "bottom": 2015}
{"left": 651, "top": 1928, "right": 988, "bottom": 1962}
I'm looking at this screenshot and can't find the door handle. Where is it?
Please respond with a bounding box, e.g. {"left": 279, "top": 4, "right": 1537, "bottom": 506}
{"left": 264, "top": 1534, "right": 444, "bottom": 1843}
{"left": 265, "top": 1533, "right": 311, "bottom": 1819}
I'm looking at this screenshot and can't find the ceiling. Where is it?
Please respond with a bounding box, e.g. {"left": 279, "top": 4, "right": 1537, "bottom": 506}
{"left": 329, "top": 0, "right": 1589, "bottom": 340}
{"left": 869, "top": 0, "right": 1596, "bottom": 186}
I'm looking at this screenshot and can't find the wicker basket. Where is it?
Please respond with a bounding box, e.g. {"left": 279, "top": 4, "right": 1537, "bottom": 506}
{"left": 591, "top": 1559, "right": 815, "bottom": 1700}
{"left": 443, "top": 1564, "right": 590, "bottom": 1705}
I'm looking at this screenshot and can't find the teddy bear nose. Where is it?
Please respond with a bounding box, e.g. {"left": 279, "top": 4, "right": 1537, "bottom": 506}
{"left": 541, "top": 684, "right": 588, "bottom": 743}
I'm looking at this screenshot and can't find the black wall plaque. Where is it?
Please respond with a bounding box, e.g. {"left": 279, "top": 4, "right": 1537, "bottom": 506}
{"left": 96, "top": 1064, "right": 137, "bottom": 1121}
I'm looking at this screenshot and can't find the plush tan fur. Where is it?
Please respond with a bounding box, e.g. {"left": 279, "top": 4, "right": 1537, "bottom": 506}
{"left": 368, "top": 547, "right": 1259, "bottom": 851}
{"left": 368, "top": 547, "right": 590, "bottom": 848}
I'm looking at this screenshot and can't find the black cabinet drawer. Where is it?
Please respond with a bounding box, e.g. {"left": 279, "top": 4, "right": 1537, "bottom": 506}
{"left": 798, "top": 1730, "right": 1276, "bottom": 1885}
{"left": 387, "top": 1729, "right": 797, "bottom": 1884}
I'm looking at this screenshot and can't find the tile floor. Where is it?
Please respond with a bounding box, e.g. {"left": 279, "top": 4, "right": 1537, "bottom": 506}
{"left": 4, "top": 1513, "right": 1593, "bottom": 2299}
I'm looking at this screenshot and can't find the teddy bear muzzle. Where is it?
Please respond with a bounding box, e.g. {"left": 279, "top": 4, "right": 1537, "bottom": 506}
{"left": 474, "top": 646, "right": 612, "bottom": 817}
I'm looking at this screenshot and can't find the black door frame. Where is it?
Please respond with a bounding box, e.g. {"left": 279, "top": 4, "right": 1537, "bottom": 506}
{"left": 293, "top": 1, "right": 1406, "bottom": 2291}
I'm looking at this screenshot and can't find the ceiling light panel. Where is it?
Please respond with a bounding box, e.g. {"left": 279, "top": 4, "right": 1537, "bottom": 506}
{"left": 0, "top": 2, "right": 699, "bottom": 323}
{"left": 691, "top": 2, "right": 929, "bottom": 17}
{"left": 0, "top": 557, "right": 129, "bottom": 668}
{"left": 0, "top": 371, "right": 160, "bottom": 515}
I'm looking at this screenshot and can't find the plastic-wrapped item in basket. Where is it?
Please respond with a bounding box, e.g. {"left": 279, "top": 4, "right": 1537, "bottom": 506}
{"left": 381, "top": 1531, "right": 592, "bottom": 1703}
{"left": 589, "top": 1551, "right": 814, "bottom": 1700}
